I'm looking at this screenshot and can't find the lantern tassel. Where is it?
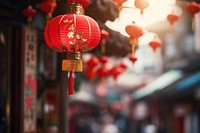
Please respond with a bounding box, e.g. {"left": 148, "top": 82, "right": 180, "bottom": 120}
{"left": 68, "top": 70, "right": 74, "bottom": 95}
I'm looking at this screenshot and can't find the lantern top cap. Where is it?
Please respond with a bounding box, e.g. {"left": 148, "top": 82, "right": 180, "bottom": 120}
{"left": 67, "top": 3, "right": 84, "bottom": 14}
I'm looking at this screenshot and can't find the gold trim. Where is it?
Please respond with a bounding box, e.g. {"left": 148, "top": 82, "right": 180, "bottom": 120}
{"left": 67, "top": 4, "right": 83, "bottom": 15}
{"left": 62, "top": 59, "right": 83, "bottom": 72}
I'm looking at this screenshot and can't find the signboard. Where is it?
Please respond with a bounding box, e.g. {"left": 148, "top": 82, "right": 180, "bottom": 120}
{"left": 22, "top": 27, "right": 37, "bottom": 132}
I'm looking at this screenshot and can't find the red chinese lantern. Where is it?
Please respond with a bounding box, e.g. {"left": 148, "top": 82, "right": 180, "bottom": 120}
{"left": 149, "top": 37, "right": 162, "bottom": 52}
{"left": 85, "top": 56, "right": 99, "bottom": 80}
{"left": 167, "top": 12, "right": 179, "bottom": 26}
{"left": 167, "top": 12, "right": 179, "bottom": 33}
{"left": 22, "top": 5, "right": 36, "bottom": 23}
{"left": 129, "top": 55, "right": 138, "bottom": 64}
{"left": 99, "top": 56, "right": 109, "bottom": 64}
{"left": 100, "top": 29, "right": 109, "bottom": 54}
{"left": 84, "top": 67, "right": 98, "bottom": 80}
{"left": 67, "top": 0, "right": 90, "bottom": 9}
{"left": 97, "top": 65, "right": 110, "bottom": 79}
{"left": 186, "top": 2, "right": 200, "bottom": 18}
{"left": 44, "top": 4, "right": 101, "bottom": 95}
{"left": 40, "top": 0, "right": 57, "bottom": 20}
{"left": 109, "top": 66, "right": 124, "bottom": 80}
{"left": 113, "top": 0, "right": 127, "bottom": 12}
{"left": 125, "top": 22, "right": 143, "bottom": 63}
{"left": 134, "top": 0, "right": 149, "bottom": 15}
{"left": 85, "top": 56, "right": 99, "bottom": 69}
{"left": 119, "top": 63, "right": 127, "bottom": 70}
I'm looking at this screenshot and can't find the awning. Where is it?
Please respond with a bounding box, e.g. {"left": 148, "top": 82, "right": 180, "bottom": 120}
{"left": 132, "top": 70, "right": 183, "bottom": 100}
{"left": 176, "top": 71, "right": 200, "bottom": 90}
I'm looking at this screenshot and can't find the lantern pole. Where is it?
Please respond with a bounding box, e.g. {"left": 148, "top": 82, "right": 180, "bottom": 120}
{"left": 58, "top": 73, "right": 68, "bottom": 133}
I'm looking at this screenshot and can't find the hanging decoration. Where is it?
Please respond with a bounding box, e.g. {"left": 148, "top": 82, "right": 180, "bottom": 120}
{"left": 148, "top": 36, "right": 162, "bottom": 62}
{"left": 113, "top": 0, "right": 127, "bottom": 13}
{"left": 84, "top": 56, "right": 100, "bottom": 80}
{"left": 167, "top": 12, "right": 179, "bottom": 32}
{"left": 22, "top": 5, "right": 36, "bottom": 25}
{"left": 185, "top": 2, "right": 200, "bottom": 19}
{"left": 185, "top": 2, "right": 200, "bottom": 30}
{"left": 97, "top": 56, "right": 110, "bottom": 80}
{"left": 44, "top": 4, "right": 101, "bottom": 95}
{"left": 100, "top": 29, "right": 109, "bottom": 55}
{"left": 109, "top": 63, "right": 127, "bottom": 81}
{"left": 125, "top": 22, "right": 144, "bottom": 64}
{"left": 96, "top": 56, "right": 110, "bottom": 98}
{"left": 40, "top": 0, "right": 57, "bottom": 20}
{"left": 97, "top": 64, "right": 111, "bottom": 80}
{"left": 134, "top": 0, "right": 149, "bottom": 15}
{"left": 149, "top": 37, "right": 162, "bottom": 53}
{"left": 67, "top": 0, "right": 90, "bottom": 9}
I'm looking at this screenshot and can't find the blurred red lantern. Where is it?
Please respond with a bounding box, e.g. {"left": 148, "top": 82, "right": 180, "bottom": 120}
{"left": 22, "top": 5, "right": 36, "bottom": 23}
{"left": 44, "top": 4, "right": 101, "bottom": 95}
{"left": 97, "top": 64, "right": 110, "bottom": 79}
{"left": 134, "top": 0, "right": 149, "bottom": 15}
{"left": 129, "top": 55, "right": 137, "bottom": 64}
{"left": 85, "top": 56, "right": 100, "bottom": 69}
{"left": 149, "top": 37, "right": 162, "bottom": 52}
{"left": 40, "top": 0, "right": 57, "bottom": 20}
{"left": 84, "top": 67, "right": 98, "bottom": 80}
{"left": 85, "top": 56, "right": 99, "bottom": 80}
{"left": 186, "top": 2, "right": 200, "bottom": 18}
{"left": 167, "top": 12, "right": 179, "bottom": 26}
{"left": 167, "top": 12, "right": 179, "bottom": 33}
{"left": 119, "top": 63, "right": 127, "bottom": 70}
{"left": 99, "top": 56, "right": 109, "bottom": 64}
{"left": 125, "top": 22, "right": 143, "bottom": 63}
{"left": 67, "top": 0, "right": 90, "bottom": 9}
{"left": 113, "top": 0, "right": 127, "bottom": 12}
{"left": 100, "top": 29, "right": 109, "bottom": 54}
{"left": 125, "top": 22, "right": 144, "bottom": 46}
{"left": 109, "top": 66, "right": 124, "bottom": 80}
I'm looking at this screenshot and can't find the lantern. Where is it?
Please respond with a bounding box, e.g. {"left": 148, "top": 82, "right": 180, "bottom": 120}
{"left": 113, "top": 0, "right": 127, "bottom": 13}
{"left": 85, "top": 56, "right": 99, "bottom": 80}
{"left": 40, "top": 0, "right": 57, "bottom": 20}
{"left": 109, "top": 62, "right": 127, "bottom": 81}
{"left": 134, "top": 0, "right": 149, "bottom": 15}
{"left": 167, "top": 12, "right": 179, "bottom": 32}
{"left": 99, "top": 56, "right": 109, "bottom": 64}
{"left": 149, "top": 37, "right": 162, "bottom": 52}
{"left": 85, "top": 56, "right": 99, "bottom": 69}
{"left": 85, "top": 67, "right": 98, "bottom": 80}
{"left": 44, "top": 4, "right": 101, "bottom": 95}
{"left": 186, "top": 2, "right": 200, "bottom": 30}
{"left": 186, "top": 2, "right": 200, "bottom": 18}
{"left": 97, "top": 64, "right": 111, "bottom": 79}
{"left": 167, "top": 13, "right": 179, "bottom": 25}
{"left": 119, "top": 63, "right": 127, "bottom": 70}
{"left": 125, "top": 22, "right": 143, "bottom": 63}
{"left": 100, "top": 29, "right": 109, "bottom": 54}
{"left": 67, "top": 0, "right": 90, "bottom": 9}
{"left": 129, "top": 55, "right": 138, "bottom": 64}
{"left": 22, "top": 5, "right": 36, "bottom": 23}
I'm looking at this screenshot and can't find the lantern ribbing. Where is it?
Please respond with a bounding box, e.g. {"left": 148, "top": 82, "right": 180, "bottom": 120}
{"left": 44, "top": 4, "right": 100, "bottom": 95}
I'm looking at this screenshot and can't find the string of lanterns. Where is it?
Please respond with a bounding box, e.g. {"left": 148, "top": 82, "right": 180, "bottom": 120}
{"left": 21, "top": 0, "right": 200, "bottom": 95}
